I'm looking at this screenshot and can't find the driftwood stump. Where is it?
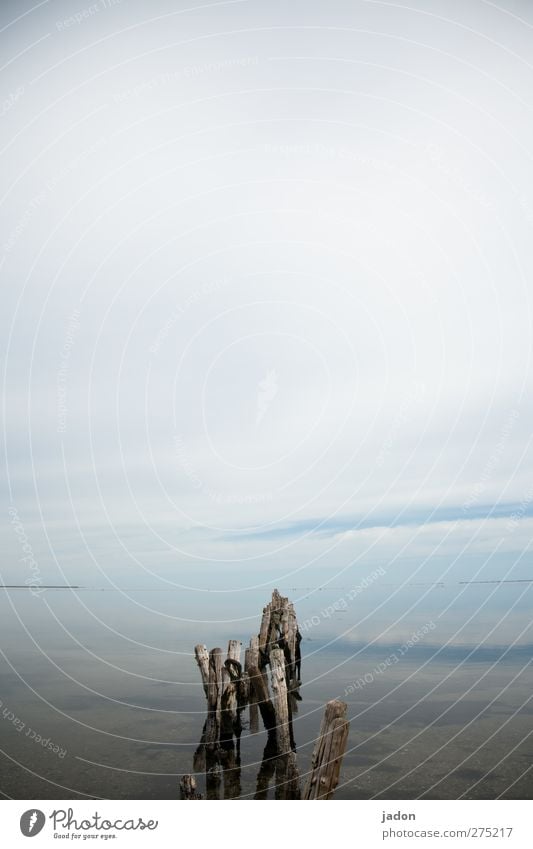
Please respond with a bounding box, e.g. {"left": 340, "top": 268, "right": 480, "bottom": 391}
{"left": 186, "top": 590, "right": 349, "bottom": 800}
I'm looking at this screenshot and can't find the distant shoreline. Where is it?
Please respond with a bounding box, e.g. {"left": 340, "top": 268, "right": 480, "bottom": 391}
{"left": 0, "top": 585, "right": 81, "bottom": 589}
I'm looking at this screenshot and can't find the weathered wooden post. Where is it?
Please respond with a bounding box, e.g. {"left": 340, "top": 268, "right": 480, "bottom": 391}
{"left": 247, "top": 662, "right": 276, "bottom": 735}
{"left": 244, "top": 636, "right": 260, "bottom": 733}
{"left": 180, "top": 774, "right": 203, "bottom": 800}
{"left": 227, "top": 639, "right": 241, "bottom": 663}
{"left": 206, "top": 647, "right": 223, "bottom": 746}
{"left": 226, "top": 640, "right": 247, "bottom": 716}
{"left": 287, "top": 602, "right": 298, "bottom": 685}
{"left": 194, "top": 644, "right": 209, "bottom": 696}
{"left": 269, "top": 646, "right": 291, "bottom": 754}
{"left": 186, "top": 590, "right": 348, "bottom": 800}
{"left": 259, "top": 601, "right": 272, "bottom": 656}
{"left": 303, "top": 700, "right": 350, "bottom": 800}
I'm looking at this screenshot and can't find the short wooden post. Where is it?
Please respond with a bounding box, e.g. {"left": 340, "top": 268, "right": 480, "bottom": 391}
{"left": 227, "top": 639, "right": 241, "bottom": 663}
{"left": 303, "top": 700, "right": 350, "bottom": 800}
{"left": 180, "top": 774, "right": 202, "bottom": 799}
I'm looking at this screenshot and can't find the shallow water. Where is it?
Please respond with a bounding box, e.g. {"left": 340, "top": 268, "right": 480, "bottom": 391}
{"left": 0, "top": 583, "right": 532, "bottom": 799}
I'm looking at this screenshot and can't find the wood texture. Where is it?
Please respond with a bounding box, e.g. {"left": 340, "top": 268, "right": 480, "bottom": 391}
{"left": 303, "top": 700, "right": 350, "bottom": 800}
{"left": 248, "top": 663, "right": 276, "bottom": 734}
{"left": 187, "top": 591, "right": 347, "bottom": 800}
{"left": 245, "top": 638, "right": 260, "bottom": 733}
{"left": 269, "top": 646, "right": 291, "bottom": 755}
{"left": 180, "top": 774, "right": 202, "bottom": 800}
{"left": 194, "top": 644, "right": 209, "bottom": 697}
{"left": 227, "top": 639, "right": 241, "bottom": 663}
{"left": 206, "top": 647, "right": 223, "bottom": 746}
{"left": 259, "top": 602, "right": 272, "bottom": 657}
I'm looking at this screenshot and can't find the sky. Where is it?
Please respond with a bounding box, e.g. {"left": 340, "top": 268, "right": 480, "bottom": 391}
{"left": 1, "top": 0, "right": 533, "bottom": 591}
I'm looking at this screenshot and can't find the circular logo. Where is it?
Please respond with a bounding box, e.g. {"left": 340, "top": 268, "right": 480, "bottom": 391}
{"left": 20, "top": 810, "right": 45, "bottom": 837}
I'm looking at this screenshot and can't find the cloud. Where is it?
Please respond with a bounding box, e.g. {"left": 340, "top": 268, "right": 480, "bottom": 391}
{"left": 1, "top": 0, "right": 532, "bottom": 591}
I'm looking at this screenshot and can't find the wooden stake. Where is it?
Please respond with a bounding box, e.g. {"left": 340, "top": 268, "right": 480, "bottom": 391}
{"left": 206, "top": 647, "right": 223, "bottom": 746}
{"left": 303, "top": 700, "right": 350, "bottom": 800}
{"left": 227, "top": 639, "right": 241, "bottom": 663}
{"left": 287, "top": 603, "right": 298, "bottom": 684}
{"left": 245, "top": 638, "right": 260, "bottom": 733}
{"left": 194, "top": 644, "right": 209, "bottom": 697}
{"left": 180, "top": 774, "right": 202, "bottom": 800}
{"left": 259, "top": 602, "right": 272, "bottom": 657}
{"left": 248, "top": 663, "right": 276, "bottom": 734}
{"left": 220, "top": 666, "right": 238, "bottom": 742}
{"left": 269, "top": 646, "right": 291, "bottom": 755}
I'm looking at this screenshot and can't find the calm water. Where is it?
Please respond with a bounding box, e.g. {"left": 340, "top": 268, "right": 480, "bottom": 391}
{"left": 0, "top": 583, "right": 532, "bottom": 799}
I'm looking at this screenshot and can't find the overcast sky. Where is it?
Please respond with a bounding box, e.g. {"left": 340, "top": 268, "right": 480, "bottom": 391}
{"left": 2, "top": 0, "right": 533, "bottom": 590}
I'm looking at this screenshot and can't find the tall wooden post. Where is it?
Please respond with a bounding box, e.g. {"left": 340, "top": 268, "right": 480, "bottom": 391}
{"left": 206, "top": 647, "right": 223, "bottom": 746}
{"left": 269, "top": 647, "right": 291, "bottom": 755}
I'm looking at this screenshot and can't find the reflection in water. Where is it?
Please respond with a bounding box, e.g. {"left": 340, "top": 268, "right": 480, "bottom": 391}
{"left": 0, "top": 584, "right": 532, "bottom": 799}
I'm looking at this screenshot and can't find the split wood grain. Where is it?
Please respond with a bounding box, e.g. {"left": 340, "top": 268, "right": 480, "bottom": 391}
{"left": 303, "top": 700, "right": 350, "bottom": 800}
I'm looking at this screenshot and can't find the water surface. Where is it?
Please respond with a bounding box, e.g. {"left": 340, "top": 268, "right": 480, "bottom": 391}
{"left": 0, "top": 583, "right": 531, "bottom": 799}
